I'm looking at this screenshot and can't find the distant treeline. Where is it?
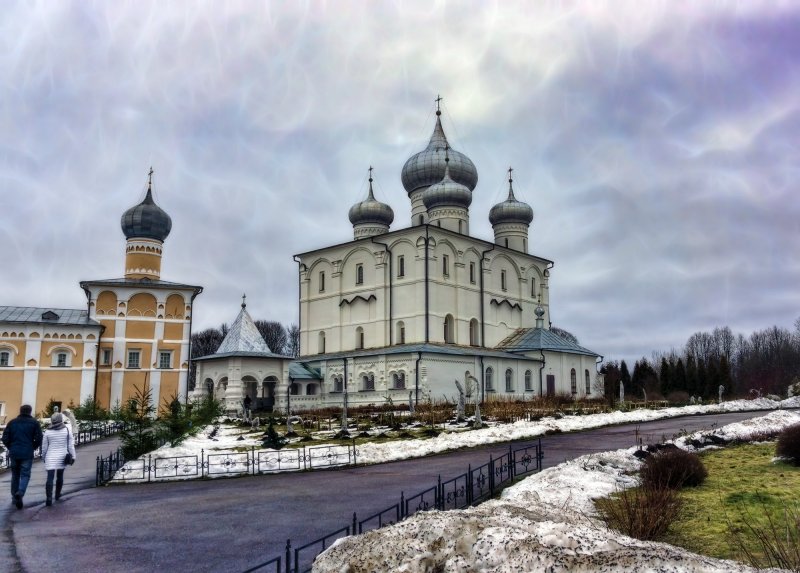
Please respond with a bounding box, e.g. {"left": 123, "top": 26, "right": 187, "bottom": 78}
{"left": 601, "top": 321, "right": 800, "bottom": 401}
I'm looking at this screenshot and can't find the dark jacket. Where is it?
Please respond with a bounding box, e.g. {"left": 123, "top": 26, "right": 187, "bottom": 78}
{"left": 1, "top": 413, "right": 43, "bottom": 460}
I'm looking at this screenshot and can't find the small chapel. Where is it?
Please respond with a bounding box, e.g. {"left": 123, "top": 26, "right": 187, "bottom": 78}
{"left": 191, "top": 101, "right": 603, "bottom": 415}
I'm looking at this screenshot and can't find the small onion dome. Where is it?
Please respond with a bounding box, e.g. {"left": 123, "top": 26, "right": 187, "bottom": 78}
{"left": 348, "top": 174, "right": 394, "bottom": 227}
{"left": 422, "top": 158, "right": 473, "bottom": 210}
{"left": 401, "top": 111, "right": 478, "bottom": 194}
{"left": 489, "top": 173, "right": 533, "bottom": 226}
{"left": 534, "top": 304, "right": 545, "bottom": 318}
{"left": 121, "top": 175, "right": 172, "bottom": 241}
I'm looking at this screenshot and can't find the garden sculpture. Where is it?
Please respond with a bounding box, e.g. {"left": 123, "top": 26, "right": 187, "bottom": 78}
{"left": 409, "top": 391, "right": 415, "bottom": 414}
{"left": 718, "top": 384, "right": 724, "bottom": 404}
{"left": 454, "top": 379, "right": 466, "bottom": 421}
{"left": 619, "top": 382, "right": 624, "bottom": 404}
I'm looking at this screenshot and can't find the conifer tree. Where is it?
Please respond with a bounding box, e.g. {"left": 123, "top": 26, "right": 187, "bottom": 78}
{"left": 660, "top": 357, "right": 672, "bottom": 396}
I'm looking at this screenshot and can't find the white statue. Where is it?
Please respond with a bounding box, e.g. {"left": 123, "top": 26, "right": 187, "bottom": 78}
{"left": 619, "top": 382, "right": 625, "bottom": 404}
{"left": 718, "top": 385, "right": 725, "bottom": 404}
{"left": 454, "top": 379, "right": 466, "bottom": 421}
{"left": 473, "top": 403, "right": 482, "bottom": 429}
{"left": 408, "top": 391, "right": 415, "bottom": 414}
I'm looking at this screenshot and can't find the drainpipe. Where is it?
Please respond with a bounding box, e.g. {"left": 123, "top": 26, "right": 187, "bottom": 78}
{"left": 293, "top": 255, "right": 302, "bottom": 357}
{"left": 479, "top": 244, "right": 496, "bottom": 348}
{"left": 479, "top": 355, "right": 485, "bottom": 404}
{"left": 424, "top": 226, "right": 430, "bottom": 343}
{"left": 538, "top": 350, "right": 546, "bottom": 396}
{"left": 414, "top": 351, "right": 422, "bottom": 405}
{"left": 82, "top": 285, "right": 105, "bottom": 402}
{"left": 343, "top": 357, "right": 349, "bottom": 425}
{"left": 370, "top": 237, "right": 393, "bottom": 346}
{"left": 287, "top": 376, "right": 293, "bottom": 415}
{"left": 185, "top": 287, "right": 203, "bottom": 405}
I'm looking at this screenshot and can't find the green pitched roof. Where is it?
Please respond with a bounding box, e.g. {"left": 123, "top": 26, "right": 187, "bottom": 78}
{"left": 495, "top": 328, "right": 600, "bottom": 357}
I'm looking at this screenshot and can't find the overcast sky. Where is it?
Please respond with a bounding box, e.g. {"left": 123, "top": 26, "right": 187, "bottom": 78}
{"left": 1, "top": 1, "right": 798, "bottom": 365}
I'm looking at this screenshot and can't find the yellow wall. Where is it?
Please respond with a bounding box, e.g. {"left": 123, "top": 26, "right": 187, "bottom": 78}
{"left": 96, "top": 371, "right": 112, "bottom": 409}
{"left": 126, "top": 319, "right": 155, "bottom": 340}
{"left": 36, "top": 370, "right": 83, "bottom": 415}
{"left": 163, "top": 322, "right": 183, "bottom": 340}
{"left": 128, "top": 293, "right": 157, "bottom": 316}
{"left": 165, "top": 294, "right": 185, "bottom": 319}
{"left": 121, "top": 371, "right": 150, "bottom": 404}
{"left": 96, "top": 291, "right": 117, "bottom": 314}
{"left": 159, "top": 371, "right": 180, "bottom": 411}
{"left": 125, "top": 252, "right": 162, "bottom": 278}
{"left": 0, "top": 370, "right": 25, "bottom": 422}
{"left": 39, "top": 341, "right": 83, "bottom": 367}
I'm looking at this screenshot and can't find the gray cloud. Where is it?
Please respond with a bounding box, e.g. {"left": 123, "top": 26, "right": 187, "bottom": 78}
{"left": 1, "top": 1, "right": 798, "bottom": 364}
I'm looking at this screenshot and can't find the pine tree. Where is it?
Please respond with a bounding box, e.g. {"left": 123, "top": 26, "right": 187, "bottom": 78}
{"left": 697, "top": 359, "right": 707, "bottom": 398}
{"left": 675, "top": 358, "right": 687, "bottom": 394}
{"left": 620, "top": 360, "right": 632, "bottom": 394}
{"left": 660, "top": 357, "right": 672, "bottom": 396}
{"left": 686, "top": 356, "right": 698, "bottom": 396}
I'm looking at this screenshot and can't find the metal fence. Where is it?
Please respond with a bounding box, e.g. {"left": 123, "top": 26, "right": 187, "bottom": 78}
{"left": 1, "top": 422, "right": 128, "bottom": 470}
{"left": 243, "top": 439, "right": 544, "bottom": 573}
{"left": 96, "top": 442, "right": 357, "bottom": 486}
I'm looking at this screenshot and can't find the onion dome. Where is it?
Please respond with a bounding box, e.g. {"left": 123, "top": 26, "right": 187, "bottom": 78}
{"left": 121, "top": 169, "right": 172, "bottom": 241}
{"left": 489, "top": 169, "right": 533, "bottom": 226}
{"left": 401, "top": 106, "right": 478, "bottom": 194}
{"left": 348, "top": 170, "right": 394, "bottom": 227}
{"left": 422, "top": 153, "right": 473, "bottom": 210}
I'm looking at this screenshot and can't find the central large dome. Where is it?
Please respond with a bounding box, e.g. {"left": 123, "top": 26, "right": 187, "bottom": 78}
{"left": 401, "top": 112, "right": 478, "bottom": 194}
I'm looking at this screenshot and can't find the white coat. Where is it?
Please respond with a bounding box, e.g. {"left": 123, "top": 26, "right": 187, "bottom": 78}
{"left": 42, "top": 426, "right": 76, "bottom": 471}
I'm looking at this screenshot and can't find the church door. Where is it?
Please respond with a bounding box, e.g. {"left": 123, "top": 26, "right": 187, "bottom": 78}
{"left": 546, "top": 375, "right": 555, "bottom": 396}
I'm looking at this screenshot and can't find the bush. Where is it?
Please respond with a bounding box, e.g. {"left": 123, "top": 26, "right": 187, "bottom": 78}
{"left": 119, "top": 383, "right": 158, "bottom": 459}
{"left": 641, "top": 448, "right": 708, "bottom": 489}
{"left": 73, "top": 395, "right": 110, "bottom": 422}
{"left": 776, "top": 423, "right": 800, "bottom": 466}
{"left": 596, "top": 485, "right": 682, "bottom": 540}
{"left": 727, "top": 500, "right": 800, "bottom": 570}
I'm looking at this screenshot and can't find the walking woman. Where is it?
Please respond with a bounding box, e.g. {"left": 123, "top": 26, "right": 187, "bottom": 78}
{"left": 41, "top": 413, "right": 76, "bottom": 506}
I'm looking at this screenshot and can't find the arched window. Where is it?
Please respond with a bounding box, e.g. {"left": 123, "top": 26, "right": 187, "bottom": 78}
{"left": 392, "top": 372, "right": 405, "bottom": 389}
{"left": 485, "top": 367, "right": 494, "bottom": 391}
{"left": 356, "top": 327, "right": 364, "bottom": 350}
{"left": 306, "top": 384, "right": 317, "bottom": 395}
{"left": 0, "top": 350, "right": 11, "bottom": 367}
{"left": 501, "top": 270, "right": 507, "bottom": 291}
{"left": 333, "top": 376, "right": 344, "bottom": 393}
{"left": 505, "top": 369, "right": 514, "bottom": 392}
{"left": 524, "top": 370, "right": 532, "bottom": 391}
{"left": 585, "top": 369, "right": 591, "bottom": 394}
{"left": 290, "top": 383, "right": 300, "bottom": 395}
{"left": 362, "top": 374, "right": 375, "bottom": 391}
{"left": 319, "top": 271, "right": 325, "bottom": 292}
{"left": 469, "top": 319, "right": 479, "bottom": 346}
{"left": 356, "top": 264, "right": 364, "bottom": 285}
{"left": 205, "top": 378, "right": 214, "bottom": 396}
{"left": 396, "top": 321, "right": 406, "bottom": 344}
{"left": 418, "top": 214, "right": 424, "bottom": 226}
{"left": 570, "top": 368, "right": 577, "bottom": 394}
{"left": 397, "top": 255, "right": 405, "bottom": 278}
{"left": 444, "top": 314, "right": 454, "bottom": 343}
{"left": 530, "top": 278, "right": 536, "bottom": 298}
{"left": 318, "top": 331, "right": 326, "bottom": 354}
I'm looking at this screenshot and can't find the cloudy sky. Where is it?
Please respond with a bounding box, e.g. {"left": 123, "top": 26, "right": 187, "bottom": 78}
{"left": 1, "top": 1, "right": 797, "bottom": 364}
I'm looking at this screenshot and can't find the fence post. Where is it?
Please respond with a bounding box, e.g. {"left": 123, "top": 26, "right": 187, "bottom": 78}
{"left": 352, "top": 512, "right": 357, "bottom": 535}
{"left": 509, "top": 444, "right": 514, "bottom": 480}
{"left": 95, "top": 456, "right": 100, "bottom": 486}
{"left": 437, "top": 475, "right": 442, "bottom": 510}
{"left": 201, "top": 448, "right": 205, "bottom": 478}
{"left": 285, "top": 539, "right": 291, "bottom": 573}
{"left": 467, "top": 464, "right": 472, "bottom": 505}
{"left": 538, "top": 437, "right": 543, "bottom": 471}
{"left": 352, "top": 439, "right": 357, "bottom": 465}
{"left": 489, "top": 455, "right": 494, "bottom": 497}
{"left": 400, "top": 491, "right": 405, "bottom": 519}
{"left": 147, "top": 454, "right": 152, "bottom": 483}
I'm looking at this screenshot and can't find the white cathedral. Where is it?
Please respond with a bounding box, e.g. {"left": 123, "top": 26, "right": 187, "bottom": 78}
{"left": 192, "top": 104, "right": 602, "bottom": 414}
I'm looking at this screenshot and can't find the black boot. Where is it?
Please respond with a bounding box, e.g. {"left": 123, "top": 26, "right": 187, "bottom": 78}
{"left": 55, "top": 483, "right": 62, "bottom": 501}
{"left": 45, "top": 484, "right": 52, "bottom": 507}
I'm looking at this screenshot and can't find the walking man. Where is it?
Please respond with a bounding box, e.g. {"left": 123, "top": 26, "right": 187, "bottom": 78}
{"left": 1, "top": 404, "right": 43, "bottom": 509}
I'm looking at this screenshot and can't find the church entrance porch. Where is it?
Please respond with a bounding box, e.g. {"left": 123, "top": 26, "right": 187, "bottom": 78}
{"left": 258, "top": 376, "right": 278, "bottom": 412}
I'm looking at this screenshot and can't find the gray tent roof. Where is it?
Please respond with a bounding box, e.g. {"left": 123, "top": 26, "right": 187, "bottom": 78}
{"left": 195, "top": 304, "right": 290, "bottom": 361}
{"left": 495, "top": 328, "right": 600, "bottom": 357}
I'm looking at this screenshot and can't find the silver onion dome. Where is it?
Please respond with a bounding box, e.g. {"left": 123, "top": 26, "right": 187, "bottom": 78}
{"left": 401, "top": 111, "right": 478, "bottom": 194}
{"left": 348, "top": 173, "right": 394, "bottom": 227}
{"left": 422, "top": 157, "right": 473, "bottom": 210}
{"left": 121, "top": 171, "right": 172, "bottom": 241}
{"left": 489, "top": 171, "right": 533, "bottom": 226}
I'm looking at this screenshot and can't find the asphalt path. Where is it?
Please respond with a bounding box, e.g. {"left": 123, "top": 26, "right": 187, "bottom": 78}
{"left": 2, "top": 410, "right": 775, "bottom": 572}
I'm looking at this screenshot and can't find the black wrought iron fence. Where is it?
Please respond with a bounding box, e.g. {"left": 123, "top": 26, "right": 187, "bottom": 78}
{"left": 96, "top": 442, "right": 357, "bottom": 485}
{"left": 1, "top": 422, "right": 128, "bottom": 470}
{"left": 243, "top": 439, "right": 544, "bottom": 573}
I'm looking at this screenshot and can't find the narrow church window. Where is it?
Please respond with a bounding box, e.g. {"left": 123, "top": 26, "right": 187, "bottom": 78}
{"left": 530, "top": 278, "right": 536, "bottom": 298}
{"left": 57, "top": 353, "right": 67, "bottom": 367}
{"left": 505, "top": 238, "right": 509, "bottom": 248}
{"left": 318, "top": 332, "right": 326, "bottom": 354}
{"left": 444, "top": 314, "right": 454, "bottom": 343}
{"left": 0, "top": 351, "right": 9, "bottom": 367}
{"left": 393, "top": 372, "right": 405, "bottom": 389}
{"left": 397, "top": 321, "right": 406, "bottom": 344}
{"left": 363, "top": 374, "right": 374, "bottom": 391}
{"left": 570, "top": 368, "right": 577, "bottom": 394}
{"left": 469, "top": 262, "right": 475, "bottom": 284}
{"left": 356, "top": 327, "right": 364, "bottom": 350}
{"left": 469, "top": 319, "right": 479, "bottom": 346}
{"left": 356, "top": 264, "right": 364, "bottom": 285}
{"left": 501, "top": 270, "right": 507, "bottom": 291}
{"left": 485, "top": 367, "right": 494, "bottom": 391}
{"left": 418, "top": 215, "right": 424, "bottom": 226}
{"left": 505, "top": 369, "right": 514, "bottom": 392}
{"left": 397, "top": 255, "right": 405, "bottom": 278}
{"left": 101, "top": 348, "right": 112, "bottom": 365}
{"left": 319, "top": 271, "right": 325, "bottom": 292}
{"left": 585, "top": 369, "right": 591, "bottom": 394}
{"left": 442, "top": 255, "right": 449, "bottom": 277}
{"left": 525, "top": 370, "right": 532, "bottom": 391}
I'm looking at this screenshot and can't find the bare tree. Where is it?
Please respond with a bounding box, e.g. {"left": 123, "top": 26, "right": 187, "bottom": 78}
{"left": 254, "top": 320, "right": 287, "bottom": 355}
{"left": 188, "top": 325, "right": 227, "bottom": 389}
{"left": 285, "top": 323, "right": 300, "bottom": 358}
{"left": 550, "top": 325, "right": 579, "bottom": 345}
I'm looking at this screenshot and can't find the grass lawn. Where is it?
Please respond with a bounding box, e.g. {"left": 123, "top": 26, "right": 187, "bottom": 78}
{"left": 664, "top": 443, "right": 799, "bottom": 564}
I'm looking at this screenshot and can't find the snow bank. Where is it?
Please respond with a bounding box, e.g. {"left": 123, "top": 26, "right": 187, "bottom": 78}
{"left": 312, "top": 410, "right": 800, "bottom": 572}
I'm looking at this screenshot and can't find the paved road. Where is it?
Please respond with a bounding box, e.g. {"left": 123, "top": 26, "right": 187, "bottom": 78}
{"left": 2, "top": 411, "right": 774, "bottom": 572}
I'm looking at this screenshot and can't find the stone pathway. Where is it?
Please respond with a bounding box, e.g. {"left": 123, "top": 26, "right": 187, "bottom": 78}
{"left": 0, "top": 436, "right": 120, "bottom": 573}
